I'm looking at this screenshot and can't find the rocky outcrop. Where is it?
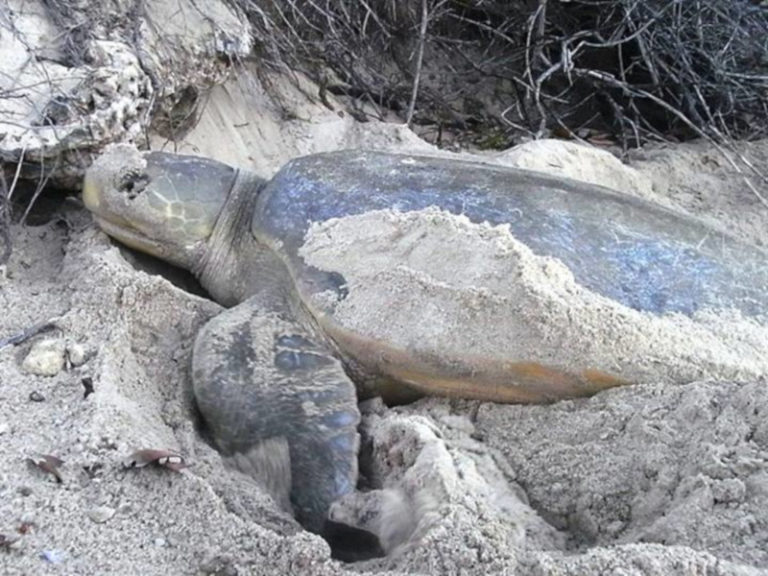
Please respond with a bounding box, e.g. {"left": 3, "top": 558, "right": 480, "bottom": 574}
{"left": 0, "top": 0, "right": 250, "bottom": 185}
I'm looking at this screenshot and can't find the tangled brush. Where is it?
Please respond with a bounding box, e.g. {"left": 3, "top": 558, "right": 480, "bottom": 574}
{"left": 238, "top": 0, "right": 768, "bottom": 151}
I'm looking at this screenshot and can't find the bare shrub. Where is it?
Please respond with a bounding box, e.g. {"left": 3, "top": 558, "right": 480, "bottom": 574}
{"left": 236, "top": 0, "right": 768, "bottom": 151}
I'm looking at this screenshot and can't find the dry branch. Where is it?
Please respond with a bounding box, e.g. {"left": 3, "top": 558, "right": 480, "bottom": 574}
{"left": 0, "top": 164, "right": 14, "bottom": 267}
{"left": 235, "top": 0, "right": 768, "bottom": 152}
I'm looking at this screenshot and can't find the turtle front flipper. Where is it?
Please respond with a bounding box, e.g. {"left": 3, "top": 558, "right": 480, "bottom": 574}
{"left": 191, "top": 295, "right": 360, "bottom": 533}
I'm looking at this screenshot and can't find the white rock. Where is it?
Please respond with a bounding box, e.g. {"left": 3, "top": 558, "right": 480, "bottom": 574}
{"left": 66, "top": 343, "right": 88, "bottom": 367}
{"left": 87, "top": 506, "right": 116, "bottom": 524}
{"left": 22, "top": 339, "right": 66, "bottom": 376}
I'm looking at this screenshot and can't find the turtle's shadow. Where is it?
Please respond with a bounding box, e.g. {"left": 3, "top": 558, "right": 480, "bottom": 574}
{"left": 115, "top": 243, "right": 210, "bottom": 298}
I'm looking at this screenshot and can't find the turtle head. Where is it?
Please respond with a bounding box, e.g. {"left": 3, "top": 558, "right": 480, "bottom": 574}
{"left": 83, "top": 144, "right": 236, "bottom": 269}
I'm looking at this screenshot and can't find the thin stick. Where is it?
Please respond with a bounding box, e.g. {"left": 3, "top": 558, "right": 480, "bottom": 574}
{"left": 406, "top": 0, "right": 429, "bottom": 128}
{"left": 0, "top": 171, "right": 10, "bottom": 266}
{"left": 575, "top": 67, "right": 768, "bottom": 208}
{"left": 7, "top": 145, "right": 25, "bottom": 202}
{"left": 0, "top": 317, "right": 62, "bottom": 351}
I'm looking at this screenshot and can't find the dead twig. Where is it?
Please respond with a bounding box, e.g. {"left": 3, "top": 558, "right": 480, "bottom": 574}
{"left": 235, "top": 0, "right": 768, "bottom": 152}
{"left": 0, "top": 173, "right": 11, "bottom": 268}
{"left": 0, "top": 317, "right": 62, "bottom": 351}
{"left": 406, "top": 0, "right": 429, "bottom": 128}
{"left": 574, "top": 67, "right": 768, "bottom": 208}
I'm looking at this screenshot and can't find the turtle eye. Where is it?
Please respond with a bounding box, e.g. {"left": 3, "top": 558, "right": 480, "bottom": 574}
{"left": 117, "top": 171, "right": 149, "bottom": 200}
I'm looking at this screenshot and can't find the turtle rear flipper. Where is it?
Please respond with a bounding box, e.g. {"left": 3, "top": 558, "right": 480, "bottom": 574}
{"left": 192, "top": 294, "right": 360, "bottom": 533}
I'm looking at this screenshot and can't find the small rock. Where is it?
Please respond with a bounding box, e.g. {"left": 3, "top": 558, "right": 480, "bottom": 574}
{"left": 17, "top": 521, "right": 34, "bottom": 534}
{"left": 18, "top": 486, "right": 32, "bottom": 497}
{"left": 29, "top": 391, "right": 46, "bottom": 403}
{"left": 359, "top": 397, "right": 387, "bottom": 416}
{"left": 199, "top": 555, "right": 238, "bottom": 576}
{"left": 66, "top": 343, "right": 88, "bottom": 367}
{"left": 40, "top": 549, "right": 67, "bottom": 564}
{"left": 154, "top": 537, "right": 166, "bottom": 547}
{"left": 712, "top": 478, "right": 746, "bottom": 503}
{"left": 82, "top": 377, "right": 95, "bottom": 399}
{"left": 22, "top": 339, "right": 66, "bottom": 376}
{"left": 19, "top": 513, "right": 35, "bottom": 526}
{"left": 0, "top": 422, "right": 9, "bottom": 435}
{"left": 87, "top": 506, "right": 115, "bottom": 524}
{"left": 0, "top": 533, "right": 20, "bottom": 550}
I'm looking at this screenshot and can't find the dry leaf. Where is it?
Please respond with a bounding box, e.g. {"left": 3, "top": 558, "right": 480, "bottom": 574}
{"left": 1, "top": 533, "right": 20, "bottom": 549}
{"left": 27, "top": 454, "right": 64, "bottom": 483}
{"left": 17, "top": 522, "right": 33, "bottom": 535}
{"left": 125, "top": 449, "right": 187, "bottom": 473}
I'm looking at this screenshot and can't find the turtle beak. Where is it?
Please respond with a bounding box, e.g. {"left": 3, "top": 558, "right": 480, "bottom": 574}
{"left": 83, "top": 160, "right": 180, "bottom": 262}
{"left": 90, "top": 214, "right": 171, "bottom": 259}
{"left": 83, "top": 165, "right": 134, "bottom": 231}
{"left": 82, "top": 169, "right": 104, "bottom": 212}
{"left": 82, "top": 144, "right": 147, "bottom": 228}
{"left": 83, "top": 145, "right": 237, "bottom": 270}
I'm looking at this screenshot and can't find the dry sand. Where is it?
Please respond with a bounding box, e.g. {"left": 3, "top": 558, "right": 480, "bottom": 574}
{"left": 1, "top": 126, "right": 768, "bottom": 574}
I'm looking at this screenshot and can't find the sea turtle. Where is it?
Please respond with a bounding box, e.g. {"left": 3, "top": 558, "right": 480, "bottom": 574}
{"left": 83, "top": 144, "right": 768, "bottom": 533}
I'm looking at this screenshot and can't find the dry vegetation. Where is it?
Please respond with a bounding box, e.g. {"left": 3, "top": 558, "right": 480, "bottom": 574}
{"left": 237, "top": 0, "right": 768, "bottom": 149}
{"left": 0, "top": 171, "right": 10, "bottom": 266}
